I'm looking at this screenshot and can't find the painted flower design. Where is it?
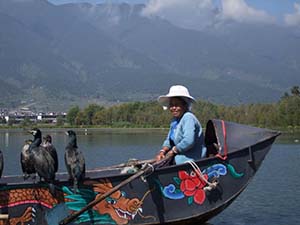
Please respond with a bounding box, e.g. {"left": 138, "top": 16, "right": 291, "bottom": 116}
{"left": 178, "top": 170, "right": 208, "bottom": 204}
{"left": 159, "top": 163, "right": 241, "bottom": 204}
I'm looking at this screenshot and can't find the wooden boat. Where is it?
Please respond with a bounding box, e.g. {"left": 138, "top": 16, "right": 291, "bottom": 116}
{"left": 0, "top": 119, "right": 280, "bottom": 225}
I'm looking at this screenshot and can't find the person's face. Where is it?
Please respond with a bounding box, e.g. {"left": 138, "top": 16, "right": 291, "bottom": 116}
{"left": 169, "top": 97, "right": 187, "bottom": 118}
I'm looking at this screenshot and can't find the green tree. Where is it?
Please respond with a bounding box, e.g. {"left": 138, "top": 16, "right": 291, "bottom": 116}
{"left": 67, "top": 106, "right": 80, "bottom": 125}
{"left": 278, "top": 95, "right": 300, "bottom": 127}
{"left": 75, "top": 111, "right": 86, "bottom": 126}
{"left": 93, "top": 109, "right": 109, "bottom": 126}
{"left": 83, "top": 104, "right": 104, "bottom": 125}
{"left": 63, "top": 86, "right": 300, "bottom": 130}
{"left": 291, "top": 86, "right": 300, "bottom": 96}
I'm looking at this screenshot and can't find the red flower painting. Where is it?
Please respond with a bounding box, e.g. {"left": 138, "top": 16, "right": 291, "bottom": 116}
{"left": 178, "top": 170, "right": 208, "bottom": 204}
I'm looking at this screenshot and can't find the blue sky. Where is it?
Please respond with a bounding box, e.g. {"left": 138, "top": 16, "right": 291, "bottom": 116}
{"left": 48, "top": 0, "right": 300, "bottom": 28}
{"left": 246, "top": 0, "right": 297, "bottom": 17}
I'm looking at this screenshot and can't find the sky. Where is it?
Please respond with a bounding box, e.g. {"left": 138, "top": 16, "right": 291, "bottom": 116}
{"left": 48, "top": 0, "right": 300, "bottom": 29}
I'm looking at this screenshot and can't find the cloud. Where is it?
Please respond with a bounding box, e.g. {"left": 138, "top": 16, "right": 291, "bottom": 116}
{"left": 141, "top": 0, "right": 219, "bottom": 30}
{"left": 284, "top": 3, "right": 300, "bottom": 27}
{"left": 221, "top": 0, "right": 275, "bottom": 24}
{"left": 141, "top": 0, "right": 275, "bottom": 30}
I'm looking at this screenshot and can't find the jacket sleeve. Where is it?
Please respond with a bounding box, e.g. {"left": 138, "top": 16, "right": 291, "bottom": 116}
{"left": 162, "top": 129, "right": 171, "bottom": 149}
{"left": 176, "top": 113, "right": 199, "bottom": 152}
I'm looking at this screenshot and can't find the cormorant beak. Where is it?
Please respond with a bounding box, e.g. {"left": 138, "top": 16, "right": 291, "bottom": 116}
{"left": 65, "top": 131, "right": 69, "bottom": 136}
{"left": 28, "top": 130, "right": 37, "bottom": 135}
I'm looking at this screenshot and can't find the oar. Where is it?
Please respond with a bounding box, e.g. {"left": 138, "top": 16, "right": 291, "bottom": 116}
{"left": 58, "top": 155, "right": 172, "bottom": 225}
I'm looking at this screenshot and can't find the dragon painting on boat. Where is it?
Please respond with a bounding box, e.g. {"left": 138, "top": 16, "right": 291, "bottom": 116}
{"left": 0, "top": 119, "right": 280, "bottom": 225}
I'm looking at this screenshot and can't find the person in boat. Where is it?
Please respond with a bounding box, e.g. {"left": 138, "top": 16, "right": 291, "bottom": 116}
{"left": 155, "top": 85, "right": 206, "bottom": 165}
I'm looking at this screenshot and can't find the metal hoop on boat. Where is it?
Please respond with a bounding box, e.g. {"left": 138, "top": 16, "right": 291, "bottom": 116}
{"left": 141, "top": 163, "right": 154, "bottom": 182}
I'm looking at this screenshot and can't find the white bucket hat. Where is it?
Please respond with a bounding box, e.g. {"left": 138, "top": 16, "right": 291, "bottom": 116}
{"left": 158, "top": 85, "right": 196, "bottom": 109}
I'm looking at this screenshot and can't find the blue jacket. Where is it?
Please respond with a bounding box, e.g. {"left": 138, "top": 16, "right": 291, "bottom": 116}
{"left": 162, "top": 112, "right": 206, "bottom": 164}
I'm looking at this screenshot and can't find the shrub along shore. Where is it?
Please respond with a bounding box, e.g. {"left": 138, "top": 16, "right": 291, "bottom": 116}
{"left": 1, "top": 87, "right": 299, "bottom": 132}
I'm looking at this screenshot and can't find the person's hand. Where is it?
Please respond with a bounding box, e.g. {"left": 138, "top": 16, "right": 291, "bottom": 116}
{"left": 166, "top": 147, "right": 178, "bottom": 158}
{"left": 156, "top": 152, "right": 165, "bottom": 161}
{"left": 166, "top": 150, "right": 175, "bottom": 158}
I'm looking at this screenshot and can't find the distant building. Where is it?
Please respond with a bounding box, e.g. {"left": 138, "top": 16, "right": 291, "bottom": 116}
{"left": 3, "top": 111, "right": 66, "bottom": 124}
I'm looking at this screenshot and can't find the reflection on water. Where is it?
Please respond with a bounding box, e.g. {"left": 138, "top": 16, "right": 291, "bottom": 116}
{"left": 4, "top": 132, "right": 9, "bottom": 147}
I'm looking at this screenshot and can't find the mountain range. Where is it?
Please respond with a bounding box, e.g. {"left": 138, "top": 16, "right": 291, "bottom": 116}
{"left": 0, "top": 0, "right": 299, "bottom": 111}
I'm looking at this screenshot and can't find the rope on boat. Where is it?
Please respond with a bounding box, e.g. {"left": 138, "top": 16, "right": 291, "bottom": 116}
{"left": 120, "top": 158, "right": 157, "bottom": 174}
{"left": 140, "top": 163, "right": 154, "bottom": 182}
{"left": 187, "top": 161, "right": 218, "bottom": 191}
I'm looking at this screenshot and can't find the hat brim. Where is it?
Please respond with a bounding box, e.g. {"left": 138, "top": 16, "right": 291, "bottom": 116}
{"left": 157, "top": 95, "right": 196, "bottom": 107}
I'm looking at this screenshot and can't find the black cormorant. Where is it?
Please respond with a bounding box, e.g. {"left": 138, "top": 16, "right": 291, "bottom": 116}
{"left": 20, "top": 139, "right": 35, "bottom": 179}
{"left": 65, "top": 130, "right": 85, "bottom": 192}
{"left": 28, "top": 128, "right": 56, "bottom": 183}
{"left": 42, "top": 134, "right": 58, "bottom": 173}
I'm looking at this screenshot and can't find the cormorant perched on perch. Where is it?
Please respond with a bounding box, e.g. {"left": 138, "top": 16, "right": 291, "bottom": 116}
{"left": 28, "top": 128, "right": 56, "bottom": 183}
{"left": 65, "top": 130, "right": 85, "bottom": 192}
{"left": 0, "top": 149, "right": 3, "bottom": 179}
{"left": 20, "top": 139, "right": 35, "bottom": 179}
{"left": 42, "top": 135, "right": 58, "bottom": 173}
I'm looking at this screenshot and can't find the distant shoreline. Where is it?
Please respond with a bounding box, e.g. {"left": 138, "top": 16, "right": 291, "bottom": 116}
{"left": 0, "top": 127, "right": 169, "bottom": 133}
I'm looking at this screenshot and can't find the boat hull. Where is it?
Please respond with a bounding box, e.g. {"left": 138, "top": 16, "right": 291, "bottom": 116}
{"left": 0, "top": 120, "right": 280, "bottom": 225}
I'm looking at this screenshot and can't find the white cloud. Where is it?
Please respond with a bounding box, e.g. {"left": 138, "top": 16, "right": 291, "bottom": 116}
{"left": 141, "top": 0, "right": 219, "bottom": 30}
{"left": 284, "top": 3, "right": 300, "bottom": 27}
{"left": 221, "top": 0, "right": 275, "bottom": 24}
{"left": 141, "top": 0, "right": 275, "bottom": 31}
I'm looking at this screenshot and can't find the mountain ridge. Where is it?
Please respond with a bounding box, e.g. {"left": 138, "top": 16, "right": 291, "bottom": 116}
{"left": 0, "top": 0, "right": 299, "bottom": 111}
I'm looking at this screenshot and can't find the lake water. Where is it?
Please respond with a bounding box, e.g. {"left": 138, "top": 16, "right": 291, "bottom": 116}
{"left": 0, "top": 129, "right": 299, "bottom": 225}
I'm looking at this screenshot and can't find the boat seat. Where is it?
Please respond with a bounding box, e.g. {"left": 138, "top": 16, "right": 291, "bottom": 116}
{"left": 204, "top": 120, "right": 220, "bottom": 157}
